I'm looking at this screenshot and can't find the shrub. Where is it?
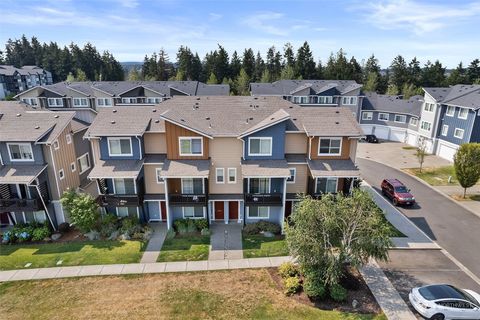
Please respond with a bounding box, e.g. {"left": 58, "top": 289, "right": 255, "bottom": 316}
{"left": 166, "top": 229, "right": 176, "bottom": 240}
{"left": 243, "top": 221, "right": 281, "bottom": 235}
{"left": 120, "top": 216, "right": 140, "bottom": 236}
{"left": 186, "top": 219, "right": 197, "bottom": 233}
{"left": 303, "top": 276, "right": 326, "bottom": 299}
{"left": 2, "top": 231, "right": 15, "bottom": 243}
{"left": 243, "top": 223, "right": 261, "bottom": 235}
{"left": 31, "top": 225, "right": 52, "bottom": 242}
{"left": 174, "top": 219, "right": 188, "bottom": 234}
{"left": 61, "top": 190, "right": 100, "bottom": 233}
{"left": 194, "top": 218, "right": 208, "bottom": 231}
{"left": 329, "top": 283, "right": 348, "bottom": 302}
{"left": 284, "top": 276, "right": 301, "bottom": 296}
{"left": 278, "top": 262, "right": 299, "bottom": 279}
{"left": 99, "top": 214, "right": 119, "bottom": 237}
{"left": 174, "top": 219, "right": 203, "bottom": 234}
{"left": 58, "top": 222, "right": 70, "bottom": 233}
{"left": 12, "top": 223, "right": 34, "bottom": 242}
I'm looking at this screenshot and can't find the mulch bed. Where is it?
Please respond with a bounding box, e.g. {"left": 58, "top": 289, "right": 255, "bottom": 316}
{"left": 267, "top": 267, "right": 382, "bottom": 315}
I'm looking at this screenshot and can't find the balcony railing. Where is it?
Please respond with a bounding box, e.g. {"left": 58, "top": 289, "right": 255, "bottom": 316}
{"left": 96, "top": 194, "right": 142, "bottom": 207}
{"left": 244, "top": 193, "right": 283, "bottom": 206}
{"left": 169, "top": 194, "right": 207, "bottom": 206}
{"left": 0, "top": 198, "right": 43, "bottom": 212}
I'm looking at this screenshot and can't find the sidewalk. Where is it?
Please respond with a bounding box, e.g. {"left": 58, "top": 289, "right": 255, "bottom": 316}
{"left": 140, "top": 223, "right": 167, "bottom": 263}
{"left": 209, "top": 223, "right": 243, "bottom": 260}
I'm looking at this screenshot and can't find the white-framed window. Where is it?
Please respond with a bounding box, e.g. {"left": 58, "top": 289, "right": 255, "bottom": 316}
{"left": 287, "top": 168, "right": 296, "bottom": 183}
{"left": 318, "top": 137, "right": 342, "bottom": 156}
{"left": 424, "top": 103, "right": 434, "bottom": 112}
{"left": 378, "top": 113, "right": 389, "bottom": 121}
{"left": 216, "top": 168, "right": 225, "bottom": 184}
{"left": 248, "top": 137, "right": 272, "bottom": 156}
{"left": 107, "top": 137, "right": 133, "bottom": 156}
{"left": 179, "top": 137, "right": 203, "bottom": 156}
{"left": 183, "top": 206, "right": 205, "bottom": 219}
{"left": 394, "top": 114, "right": 407, "bottom": 123}
{"left": 292, "top": 96, "right": 309, "bottom": 104}
{"left": 73, "top": 98, "right": 88, "bottom": 107}
{"left": 454, "top": 128, "right": 464, "bottom": 139}
{"left": 33, "top": 211, "right": 47, "bottom": 223}
{"left": 420, "top": 121, "right": 432, "bottom": 131}
{"left": 121, "top": 97, "right": 137, "bottom": 104}
{"left": 446, "top": 106, "right": 455, "bottom": 117}
{"left": 146, "top": 97, "right": 162, "bottom": 104}
{"left": 22, "top": 98, "right": 38, "bottom": 106}
{"left": 318, "top": 96, "right": 333, "bottom": 104}
{"left": 77, "top": 153, "right": 91, "bottom": 174}
{"left": 342, "top": 96, "right": 357, "bottom": 105}
{"left": 116, "top": 207, "right": 138, "bottom": 218}
{"left": 362, "top": 112, "right": 373, "bottom": 120}
{"left": 7, "top": 143, "right": 34, "bottom": 161}
{"left": 249, "top": 178, "right": 270, "bottom": 193}
{"left": 441, "top": 125, "right": 449, "bottom": 136}
{"left": 181, "top": 178, "right": 204, "bottom": 194}
{"left": 315, "top": 177, "right": 338, "bottom": 194}
{"left": 155, "top": 168, "right": 164, "bottom": 184}
{"left": 97, "top": 98, "right": 112, "bottom": 107}
{"left": 227, "top": 168, "right": 236, "bottom": 184}
{"left": 410, "top": 118, "right": 418, "bottom": 126}
{"left": 59, "top": 169, "right": 65, "bottom": 180}
{"left": 113, "top": 178, "right": 136, "bottom": 194}
{"left": 458, "top": 107, "right": 468, "bottom": 119}
{"left": 47, "top": 98, "right": 63, "bottom": 107}
{"left": 66, "top": 134, "right": 72, "bottom": 144}
{"left": 70, "top": 162, "right": 76, "bottom": 172}
{"left": 247, "top": 206, "right": 269, "bottom": 219}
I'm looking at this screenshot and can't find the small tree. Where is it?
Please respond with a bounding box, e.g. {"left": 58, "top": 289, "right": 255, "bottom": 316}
{"left": 453, "top": 143, "right": 480, "bottom": 198}
{"left": 416, "top": 138, "right": 428, "bottom": 173}
{"left": 61, "top": 190, "right": 100, "bottom": 233}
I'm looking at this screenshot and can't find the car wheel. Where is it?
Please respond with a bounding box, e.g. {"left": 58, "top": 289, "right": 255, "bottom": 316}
{"left": 392, "top": 198, "right": 398, "bottom": 206}
{"left": 430, "top": 314, "right": 444, "bottom": 320}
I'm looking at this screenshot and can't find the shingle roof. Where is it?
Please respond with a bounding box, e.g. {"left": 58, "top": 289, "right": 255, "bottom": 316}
{"left": 88, "top": 159, "right": 144, "bottom": 179}
{"left": 241, "top": 159, "right": 291, "bottom": 178}
{"left": 362, "top": 92, "right": 423, "bottom": 117}
{"left": 250, "top": 80, "right": 362, "bottom": 96}
{"left": 307, "top": 159, "right": 359, "bottom": 178}
{"left": 161, "top": 159, "right": 211, "bottom": 177}
{"left": 0, "top": 65, "right": 48, "bottom": 76}
{"left": 239, "top": 109, "right": 290, "bottom": 137}
{"left": 423, "top": 85, "right": 480, "bottom": 109}
{"left": 0, "top": 164, "right": 48, "bottom": 184}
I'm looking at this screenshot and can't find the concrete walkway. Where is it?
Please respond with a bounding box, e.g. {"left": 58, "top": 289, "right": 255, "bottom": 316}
{"left": 140, "top": 223, "right": 167, "bottom": 263}
{"left": 208, "top": 223, "right": 243, "bottom": 260}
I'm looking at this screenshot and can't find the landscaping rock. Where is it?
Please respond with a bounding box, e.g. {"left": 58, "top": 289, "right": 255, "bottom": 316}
{"left": 201, "top": 228, "right": 210, "bottom": 236}
{"left": 263, "top": 231, "right": 274, "bottom": 238}
{"left": 43, "top": 237, "right": 52, "bottom": 242}
{"left": 119, "top": 233, "right": 131, "bottom": 240}
{"left": 85, "top": 231, "right": 100, "bottom": 241}
{"left": 352, "top": 299, "right": 359, "bottom": 309}
{"left": 107, "top": 230, "right": 119, "bottom": 240}
{"left": 1, "top": 238, "right": 8, "bottom": 244}
{"left": 51, "top": 233, "right": 62, "bottom": 241}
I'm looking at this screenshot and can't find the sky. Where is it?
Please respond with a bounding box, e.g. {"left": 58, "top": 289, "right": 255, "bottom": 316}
{"left": 1, "top": 0, "right": 480, "bottom": 68}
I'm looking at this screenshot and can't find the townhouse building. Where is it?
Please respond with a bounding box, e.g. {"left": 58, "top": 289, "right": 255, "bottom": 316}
{"left": 15, "top": 81, "right": 230, "bottom": 123}
{"left": 0, "top": 65, "right": 52, "bottom": 99}
{"left": 85, "top": 96, "right": 362, "bottom": 231}
{"left": 0, "top": 101, "right": 93, "bottom": 229}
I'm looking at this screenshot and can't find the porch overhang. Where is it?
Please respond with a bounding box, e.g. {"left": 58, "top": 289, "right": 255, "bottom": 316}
{"left": 88, "top": 159, "right": 144, "bottom": 179}
{"left": 307, "top": 159, "right": 360, "bottom": 178}
{"left": 241, "top": 159, "right": 291, "bottom": 178}
{"left": 161, "top": 159, "right": 210, "bottom": 178}
{"left": 0, "top": 164, "right": 48, "bottom": 185}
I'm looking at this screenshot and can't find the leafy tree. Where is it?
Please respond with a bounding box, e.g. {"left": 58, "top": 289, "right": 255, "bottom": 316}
{"left": 60, "top": 190, "right": 100, "bottom": 233}
{"left": 363, "top": 72, "right": 379, "bottom": 92}
{"left": 416, "top": 138, "right": 428, "bottom": 173}
{"left": 386, "top": 84, "right": 399, "bottom": 95}
{"left": 285, "top": 190, "right": 391, "bottom": 287}
{"left": 260, "top": 69, "right": 271, "bottom": 83}
{"left": 280, "top": 65, "right": 296, "bottom": 80}
{"left": 75, "top": 68, "right": 87, "bottom": 81}
{"left": 128, "top": 68, "right": 141, "bottom": 81}
{"left": 402, "top": 83, "right": 421, "bottom": 99}
{"left": 453, "top": 143, "right": 480, "bottom": 198}
{"left": 207, "top": 72, "right": 218, "bottom": 84}
{"left": 234, "top": 68, "right": 250, "bottom": 95}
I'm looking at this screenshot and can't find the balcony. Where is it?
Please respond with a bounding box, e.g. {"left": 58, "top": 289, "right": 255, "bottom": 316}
{"left": 96, "top": 194, "right": 142, "bottom": 207}
{"left": 244, "top": 193, "right": 283, "bottom": 206}
{"left": 169, "top": 194, "right": 207, "bottom": 206}
{"left": 0, "top": 198, "right": 43, "bottom": 212}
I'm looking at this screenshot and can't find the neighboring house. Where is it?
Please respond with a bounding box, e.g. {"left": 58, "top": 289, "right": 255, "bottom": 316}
{"left": 360, "top": 92, "right": 422, "bottom": 145}
{"left": 85, "top": 96, "right": 362, "bottom": 232}
{"left": 0, "top": 101, "right": 94, "bottom": 229}
{"left": 0, "top": 65, "right": 52, "bottom": 99}
{"left": 250, "top": 80, "right": 363, "bottom": 120}
{"left": 15, "top": 81, "right": 230, "bottom": 123}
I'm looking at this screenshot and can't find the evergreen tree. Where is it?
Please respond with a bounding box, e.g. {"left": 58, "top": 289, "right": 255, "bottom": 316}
{"left": 363, "top": 54, "right": 381, "bottom": 80}
{"left": 386, "top": 84, "right": 399, "bottom": 95}
{"left": 254, "top": 51, "right": 265, "bottom": 82}
{"left": 214, "top": 44, "right": 230, "bottom": 83}
{"left": 230, "top": 51, "right": 241, "bottom": 80}
{"left": 283, "top": 42, "right": 295, "bottom": 68}
{"left": 235, "top": 68, "right": 250, "bottom": 95}
{"left": 242, "top": 48, "right": 255, "bottom": 81}
{"left": 266, "top": 46, "right": 282, "bottom": 81}
{"left": 157, "top": 49, "right": 171, "bottom": 80}
{"left": 295, "top": 41, "right": 316, "bottom": 79}
{"left": 421, "top": 60, "right": 446, "bottom": 87}
{"left": 349, "top": 56, "right": 363, "bottom": 83}
{"left": 261, "top": 69, "right": 271, "bottom": 83}
{"left": 467, "top": 59, "right": 480, "bottom": 83}
{"left": 447, "top": 62, "right": 468, "bottom": 85}
{"left": 280, "top": 65, "right": 296, "bottom": 80}
{"left": 389, "top": 55, "right": 409, "bottom": 89}
{"left": 407, "top": 57, "right": 422, "bottom": 86}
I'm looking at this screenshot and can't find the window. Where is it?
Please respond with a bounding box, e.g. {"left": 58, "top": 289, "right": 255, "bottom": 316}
{"left": 216, "top": 168, "right": 225, "bottom": 184}
{"left": 318, "top": 96, "right": 333, "bottom": 104}
{"left": 97, "top": 98, "right": 112, "bottom": 107}
{"left": 424, "top": 103, "right": 434, "bottom": 112}
{"left": 183, "top": 206, "right": 204, "bottom": 219}
{"left": 248, "top": 206, "right": 269, "bottom": 219}
{"left": 454, "top": 128, "right": 464, "bottom": 139}
{"left": 66, "top": 134, "right": 72, "bottom": 144}
{"left": 458, "top": 107, "right": 468, "bottom": 119}
{"left": 77, "top": 153, "right": 90, "bottom": 174}
{"left": 249, "top": 178, "right": 270, "bottom": 193}
{"left": 70, "top": 162, "right": 76, "bottom": 172}
{"left": 113, "top": 178, "right": 136, "bottom": 194}
{"left": 47, "top": 98, "right": 63, "bottom": 107}
{"left": 116, "top": 207, "right": 138, "bottom": 218}
{"left": 181, "top": 178, "right": 204, "bottom": 194}
{"left": 108, "top": 137, "right": 132, "bottom": 156}
{"left": 146, "top": 97, "right": 162, "bottom": 104}
{"left": 342, "top": 96, "right": 357, "bottom": 105}
{"left": 410, "top": 118, "right": 418, "bottom": 126}
{"left": 155, "top": 168, "right": 164, "bottom": 184}
{"left": 318, "top": 138, "right": 342, "bottom": 156}
{"left": 7, "top": 143, "right": 34, "bottom": 161}
{"left": 228, "top": 168, "right": 236, "bottom": 183}
{"left": 59, "top": 169, "right": 65, "bottom": 180}
{"left": 316, "top": 177, "right": 338, "bottom": 194}
{"left": 53, "top": 140, "right": 59, "bottom": 150}
{"left": 446, "top": 105, "right": 455, "bottom": 116}
{"left": 378, "top": 113, "right": 389, "bottom": 121}
{"left": 121, "top": 97, "right": 137, "bottom": 104}
{"left": 420, "top": 121, "right": 432, "bottom": 131}
{"left": 441, "top": 125, "right": 449, "bottom": 136}
{"left": 73, "top": 98, "right": 88, "bottom": 107}
{"left": 394, "top": 115, "right": 406, "bottom": 123}
{"left": 179, "top": 137, "right": 203, "bottom": 156}
{"left": 287, "top": 168, "right": 296, "bottom": 183}
{"left": 22, "top": 98, "right": 38, "bottom": 106}
{"left": 362, "top": 112, "right": 373, "bottom": 120}
{"left": 248, "top": 137, "right": 272, "bottom": 156}
{"left": 33, "top": 211, "right": 47, "bottom": 223}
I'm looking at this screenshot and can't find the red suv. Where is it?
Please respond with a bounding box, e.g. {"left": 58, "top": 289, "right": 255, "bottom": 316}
{"left": 381, "top": 179, "right": 415, "bottom": 206}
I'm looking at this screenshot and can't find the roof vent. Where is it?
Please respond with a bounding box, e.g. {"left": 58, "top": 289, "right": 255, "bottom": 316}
{"left": 209, "top": 123, "right": 212, "bottom": 128}
{"left": 35, "top": 126, "right": 40, "bottom": 129}
{"left": 155, "top": 119, "right": 159, "bottom": 123}
{"left": 113, "top": 109, "right": 117, "bottom": 113}
{"left": 254, "top": 97, "right": 258, "bottom": 100}
{"left": 293, "top": 118, "right": 297, "bottom": 121}
{"left": 16, "top": 113, "right": 21, "bottom": 117}
{"left": 249, "top": 117, "right": 253, "bottom": 120}
{"left": 335, "top": 121, "right": 339, "bottom": 124}
{"left": 271, "top": 117, "right": 275, "bottom": 120}
{"left": 289, "top": 106, "right": 293, "bottom": 109}
{"left": 335, "top": 110, "right": 340, "bottom": 113}
{"left": 205, "top": 117, "right": 210, "bottom": 120}
{"left": 246, "top": 118, "right": 249, "bottom": 124}
{"left": 111, "top": 120, "right": 116, "bottom": 124}
{"left": 193, "top": 105, "right": 199, "bottom": 110}
{"left": 54, "top": 115, "right": 59, "bottom": 118}
{"left": 152, "top": 109, "right": 157, "bottom": 112}
{"left": 180, "top": 119, "right": 185, "bottom": 122}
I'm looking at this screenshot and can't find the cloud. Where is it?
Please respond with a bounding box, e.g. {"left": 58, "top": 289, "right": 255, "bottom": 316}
{"left": 209, "top": 13, "right": 222, "bottom": 21}
{"left": 243, "top": 12, "right": 288, "bottom": 36}
{"left": 116, "top": 0, "right": 139, "bottom": 8}
{"left": 360, "top": 0, "right": 480, "bottom": 34}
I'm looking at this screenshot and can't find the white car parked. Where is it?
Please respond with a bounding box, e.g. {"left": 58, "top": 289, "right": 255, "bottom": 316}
{"left": 409, "top": 284, "right": 480, "bottom": 320}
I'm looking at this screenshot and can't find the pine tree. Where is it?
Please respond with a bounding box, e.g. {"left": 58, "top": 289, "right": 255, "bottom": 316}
{"left": 235, "top": 68, "right": 250, "bottom": 95}
{"left": 407, "top": 57, "right": 422, "bottom": 86}
{"left": 230, "top": 51, "right": 241, "bottom": 80}
{"left": 280, "top": 65, "right": 296, "bottom": 80}
{"left": 254, "top": 51, "right": 265, "bottom": 82}
{"left": 349, "top": 56, "right": 363, "bottom": 83}
{"left": 421, "top": 60, "right": 446, "bottom": 87}
{"left": 215, "top": 44, "right": 230, "bottom": 83}
{"left": 447, "top": 62, "right": 468, "bottom": 85}
{"left": 467, "top": 59, "right": 480, "bottom": 84}
{"left": 389, "top": 55, "right": 409, "bottom": 89}
{"left": 283, "top": 42, "right": 295, "bottom": 68}
{"left": 386, "top": 84, "right": 399, "bottom": 95}
{"left": 261, "top": 69, "right": 271, "bottom": 83}
{"left": 242, "top": 48, "right": 255, "bottom": 81}
{"left": 295, "top": 41, "right": 316, "bottom": 79}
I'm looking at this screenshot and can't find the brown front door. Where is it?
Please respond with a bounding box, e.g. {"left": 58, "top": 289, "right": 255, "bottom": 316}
{"left": 229, "top": 201, "right": 238, "bottom": 220}
{"left": 160, "top": 201, "right": 167, "bottom": 221}
{"left": 284, "top": 201, "right": 293, "bottom": 220}
{"left": 214, "top": 201, "right": 224, "bottom": 220}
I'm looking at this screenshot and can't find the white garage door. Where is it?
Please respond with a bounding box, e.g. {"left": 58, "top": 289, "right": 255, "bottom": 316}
{"left": 390, "top": 130, "right": 406, "bottom": 142}
{"left": 437, "top": 142, "right": 457, "bottom": 162}
{"left": 406, "top": 133, "right": 418, "bottom": 146}
{"left": 361, "top": 125, "right": 373, "bottom": 135}
{"left": 372, "top": 126, "right": 390, "bottom": 140}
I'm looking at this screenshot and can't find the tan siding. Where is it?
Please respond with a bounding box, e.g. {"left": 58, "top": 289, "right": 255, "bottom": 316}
{"left": 349, "top": 139, "right": 357, "bottom": 162}
{"left": 144, "top": 133, "right": 167, "bottom": 154}
{"left": 90, "top": 139, "right": 101, "bottom": 163}
{"left": 310, "top": 137, "right": 351, "bottom": 160}
{"left": 285, "top": 133, "right": 308, "bottom": 154}
{"left": 209, "top": 138, "right": 243, "bottom": 194}
{"left": 286, "top": 164, "right": 308, "bottom": 194}
{"left": 17, "top": 88, "right": 42, "bottom": 98}
{"left": 144, "top": 164, "right": 166, "bottom": 194}
{"left": 165, "top": 121, "right": 209, "bottom": 160}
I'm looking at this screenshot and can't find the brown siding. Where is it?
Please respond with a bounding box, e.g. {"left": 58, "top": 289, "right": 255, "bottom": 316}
{"left": 310, "top": 137, "right": 351, "bottom": 160}
{"left": 167, "top": 178, "right": 182, "bottom": 194}
{"left": 144, "top": 132, "right": 167, "bottom": 154}
{"left": 337, "top": 178, "right": 344, "bottom": 193}
{"left": 165, "top": 121, "right": 209, "bottom": 160}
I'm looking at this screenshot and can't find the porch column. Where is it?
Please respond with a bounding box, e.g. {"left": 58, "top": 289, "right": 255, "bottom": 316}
{"left": 164, "top": 178, "right": 171, "bottom": 230}
{"left": 281, "top": 177, "right": 287, "bottom": 234}
{"left": 349, "top": 177, "right": 355, "bottom": 194}
{"left": 34, "top": 184, "right": 56, "bottom": 231}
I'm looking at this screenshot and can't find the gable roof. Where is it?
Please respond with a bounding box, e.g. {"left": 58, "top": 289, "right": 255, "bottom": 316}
{"left": 362, "top": 92, "right": 423, "bottom": 117}
{"left": 250, "top": 80, "right": 362, "bottom": 96}
{"left": 239, "top": 109, "right": 290, "bottom": 138}
{"left": 423, "top": 85, "right": 480, "bottom": 109}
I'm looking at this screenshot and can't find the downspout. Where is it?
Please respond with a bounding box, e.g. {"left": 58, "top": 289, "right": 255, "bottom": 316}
{"left": 308, "top": 136, "right": 314, "bottom": 160}
{"left": 281, "top": 177, "right": 287, "bottom": 234}
{"left": 164, "top": 178, "right": 171, "bottom": 230}
{"left": 136, "top": 136, "right": 142, "bottom": 160}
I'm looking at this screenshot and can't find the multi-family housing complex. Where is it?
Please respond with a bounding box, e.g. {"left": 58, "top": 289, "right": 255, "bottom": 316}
{"left": 0, "top": 65, "right": 53, "bottom": 99}
{"left": 84, "top": 96, "right": 362, "bottom": 230}
{"left": 15, "top": 81, "right": 230, "bottom": 123}
{"left": 0, "top": 101, "right": 92, "bottom": 228}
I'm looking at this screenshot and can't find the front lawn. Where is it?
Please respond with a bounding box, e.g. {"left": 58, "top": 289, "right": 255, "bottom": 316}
{"left": 0, "top": 269, "right": 385, "bottom": 320}
{"left": 0, "top": 240, "right": 145, "bottom": 270}
{"left": 404, "top": 166, "right": 457, "bottom": 186}
{"left": 157, "top": 234, "right": 210, "bottom": 262}
{"left": 243, "top": 235, "right": 289, "bottom": 258}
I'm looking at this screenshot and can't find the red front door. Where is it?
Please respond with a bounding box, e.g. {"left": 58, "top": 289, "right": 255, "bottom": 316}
{"left": 214, "top": 202, "right": 224, "bottom": 220}
{"left": 228, "top": 201, "right": 238, "bottom": 220}
{"left": 160, "top": 201, "right": 167, "bottom": 221}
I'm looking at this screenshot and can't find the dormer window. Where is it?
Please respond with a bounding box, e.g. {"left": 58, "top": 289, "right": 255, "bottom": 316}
{"left": 146, "top": 97, "right": 162, "bottom": 104}
{"left": 342, "top": 96, "right": 357, "bottom": 105}
{"left": 179, "top": 137, "right": 203, "bottom": 156}
{"left": 108, "top": 137, "right": 133, "bottom": 156}
{"left": 7, "top": 143, "right": 34, "bottom": 161}
{"left": 73, "top": 98, "right": 88, "bottom": 107}
{"left": 97, "top": 98, "right": 112, "bottom": 107}
{"left": 48, "top": 98, "right": 63, "bottom": 107}
{"left": 248, "top": 137, "right": 272, "bottom": 156}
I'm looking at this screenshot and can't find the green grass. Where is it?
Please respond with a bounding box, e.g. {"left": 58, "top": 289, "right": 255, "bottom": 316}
{"left": 242, "top": 234, "right": 289, "bottom": 258}
{"left": 401, "top": 146, "right": 417, "bottom": 150}
{"left": 157, "top": 234, "right": 210, "bottom": 262}
{"left": 380, "top": 216, "right": 407, "bottom": 238}
{"left": 0, "top": 240, "right": 145, "bottom": 270}
{"left": 404, "top": 166, "right": 457, "bottom": 186}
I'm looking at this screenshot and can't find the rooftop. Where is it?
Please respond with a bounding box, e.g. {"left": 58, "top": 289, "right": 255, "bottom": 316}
{"left": 362, "top": 92, "right": 423, "bottom": 117}
{"left": 423, "top": 84, "right": 480, "bottom": 109}
{"left": 250, "top": 80, "right": 362, "bottom": 96}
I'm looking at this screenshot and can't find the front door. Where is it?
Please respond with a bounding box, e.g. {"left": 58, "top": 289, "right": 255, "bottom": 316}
{"left": 0, "top": 212, "right": 11, "bottom": 225}
{"left": 229, "top": 201, "right": 238, "bottom": 220}
{"left": 160, "top": 201, "right": 167, "bottom": 220}
{"left": 214, "top": 201, "right": 224, "bottom": 220}
{"left": 284, "top": 201, "right": 292, "bottom": 220}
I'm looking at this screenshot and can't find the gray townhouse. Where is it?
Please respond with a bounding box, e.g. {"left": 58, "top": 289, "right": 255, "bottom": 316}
{"left": 0, "top": 65, "right": 52, "bottom": 99}
{"left": 15, "top": 81, "right": 230, "bottom": 123}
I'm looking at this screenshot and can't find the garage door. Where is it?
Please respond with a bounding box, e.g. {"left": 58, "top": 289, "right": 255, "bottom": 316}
{"left": 390, "top": 130, "right": 406, "bottom": 142}
{"left": 361, "top": 125, "right": 373, "bottom": 135}
{"left": 437, "top": 142, "right": 457, "bottom": 162}
{"left": 406, "top": 132, "right": 418, "bottom": 146}
{"left": 372, "top": 126, "right": 390, "bottom": 140}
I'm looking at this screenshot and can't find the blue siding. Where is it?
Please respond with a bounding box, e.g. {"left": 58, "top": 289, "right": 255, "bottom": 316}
{"left": 270, "top": 178, "right": 284, "bottom": 193}
{"left": 171, "top": 206, "right": 206, "bottom": 221}
{"left": 244, "top": 206, "right": 283, "bottom": 225}
{"left": 99, "top": 136, "right": 143, "bottom": 160}
{"left": 437, "top": 106, "right": 475, "bottom": 145}
{"left": 0, "top": 142, "right": 44, "bottom": 165}
{"left": 359, "top": 111, "right": 413, "bottom": 129}
{"left": 243, "top": 121, "right": 286, "bottom": 160}
{"left": 470, "top": 113, "right": 480, "bottom": 143}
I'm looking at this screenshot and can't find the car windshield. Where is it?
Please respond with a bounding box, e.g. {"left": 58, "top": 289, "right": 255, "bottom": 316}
{"left": 419, "top": 285, "right": 479, "bottom": 305}
{"left": 394, "top": 186, "right": 409, "bottom": 193}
